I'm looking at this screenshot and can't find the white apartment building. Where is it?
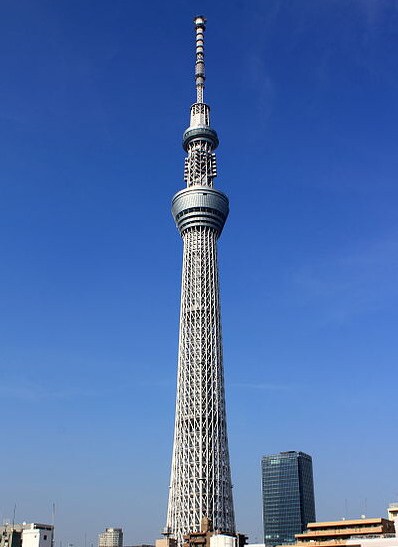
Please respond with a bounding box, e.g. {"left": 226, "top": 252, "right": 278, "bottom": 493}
{"left": 98, "top": 528, "right": 123, "bottom": 547}
{"left": 0, "top": 523, "right": 53, "bottom": 547}
{"left": 388, "top": 504, "right": 398, "bottom": 524}
{"left": 22, "top": 524, "right": 53, "bottom": 547}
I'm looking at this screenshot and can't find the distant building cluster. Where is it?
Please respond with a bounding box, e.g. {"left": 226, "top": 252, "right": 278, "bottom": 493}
{"left": 3, "top": 457, "right": 397, "bottom": 547}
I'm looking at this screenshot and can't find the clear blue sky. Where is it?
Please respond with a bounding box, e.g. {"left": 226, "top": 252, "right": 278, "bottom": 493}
{"left": 1, "top": 0, "right": 397, "bottom": 545}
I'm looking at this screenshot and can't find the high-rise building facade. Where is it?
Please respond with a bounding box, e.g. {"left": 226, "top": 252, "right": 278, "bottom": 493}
{"left": 262, "top": 451, "right": 316, "bottom": 547}
{"left": 165, "top": 16, "right": 235, "bottom": 547}
{"left": 98, "top": 528, "right": 123, "bottom": 547}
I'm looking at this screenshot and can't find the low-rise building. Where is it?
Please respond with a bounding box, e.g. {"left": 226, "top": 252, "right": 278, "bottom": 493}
{"left": 0, "top": 523, "right": 53, "bottom": 547}
{"left": 0, "top": 527, "right": 22, "bottom": 547}
{"left": 279, "top": 518, "right": 397, "bottom": 547}
{"left": 295, "top": 518, "right": 394, "bottom": 546}
{"left": 388, "top": 505, "right": 398, "bottom": 523}
{"left": 22, "top": 524, "right": 53, "bottom": 547}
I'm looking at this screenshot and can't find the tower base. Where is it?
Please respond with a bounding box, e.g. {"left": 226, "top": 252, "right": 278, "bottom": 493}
{"left": 182, "top": 518, "right": 247, "bottom": 547}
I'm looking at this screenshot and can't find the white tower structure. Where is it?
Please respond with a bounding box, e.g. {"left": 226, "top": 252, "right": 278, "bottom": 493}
{"left": 165, "top": 16, "right": 235, "bottom": 546}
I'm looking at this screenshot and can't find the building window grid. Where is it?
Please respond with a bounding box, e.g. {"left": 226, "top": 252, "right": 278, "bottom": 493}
{"left": 262, "top": 452, "right": 315, "bottom": 547}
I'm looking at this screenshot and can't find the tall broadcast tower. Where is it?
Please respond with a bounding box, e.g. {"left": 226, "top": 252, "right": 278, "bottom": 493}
{"left": 165, "top": 16, "right": 236, "bottom": 547}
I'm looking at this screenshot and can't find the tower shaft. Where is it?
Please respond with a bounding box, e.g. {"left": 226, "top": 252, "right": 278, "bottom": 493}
{"left": 167, "top": 227, "right": 235, "bottom": 542}
{"left": 166, "top": 16, "right": 235, "bottom": 546}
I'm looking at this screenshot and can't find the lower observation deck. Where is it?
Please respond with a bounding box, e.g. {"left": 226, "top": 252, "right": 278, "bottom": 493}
{"left": 171, "top": 186, "right": 229, "bottom": 236}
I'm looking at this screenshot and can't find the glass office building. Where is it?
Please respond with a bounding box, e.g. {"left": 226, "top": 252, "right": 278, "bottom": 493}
{"left": 262, "top": 451, "right": 316, "bottom": 547}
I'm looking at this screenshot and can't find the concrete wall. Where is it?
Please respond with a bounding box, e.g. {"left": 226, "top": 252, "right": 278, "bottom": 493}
{"left": 22, "top": 526, "right": 53, "bottom": 547}
{"left": 346, "top": 538, "right": 398, "bottom": 547}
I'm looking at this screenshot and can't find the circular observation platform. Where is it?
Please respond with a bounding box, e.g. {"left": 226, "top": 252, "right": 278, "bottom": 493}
{"left": 182, "top": 126, "right": 219, "bottom": 152}
{"left": 172, "top": 186, "right": 229, "bottom": 236}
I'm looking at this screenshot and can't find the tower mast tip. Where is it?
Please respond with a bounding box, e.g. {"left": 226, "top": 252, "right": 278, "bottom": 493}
{"left": 194, "top": 15, "right": 206, "bottom": 27}
{"left": 193, "top": 15, "right": 206, "bottom": 103}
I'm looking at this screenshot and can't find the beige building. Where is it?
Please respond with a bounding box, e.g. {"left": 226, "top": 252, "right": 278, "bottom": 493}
{"left": 280, "top": 518, "right": 396, "bottom": 547}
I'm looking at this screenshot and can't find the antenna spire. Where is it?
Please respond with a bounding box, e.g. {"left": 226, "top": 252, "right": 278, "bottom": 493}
{"left": 182, "top": 16, "right": 219, "bottom": 188}
{"left": 194, "top": 16, "right": 206, "bottom": 103}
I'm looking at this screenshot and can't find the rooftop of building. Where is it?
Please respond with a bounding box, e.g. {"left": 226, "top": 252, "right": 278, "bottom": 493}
{"left": 304, "top": 519, "right": 394, "bottom": 531}
{"left": 262, "top": 451, "right": 312, "bottom": 460}
{"left": 0, "top": 524, "right": 53, "bottom": 532}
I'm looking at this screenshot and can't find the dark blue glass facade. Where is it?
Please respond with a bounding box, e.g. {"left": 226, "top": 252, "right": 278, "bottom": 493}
{"left": 262, "top": 451, "right": 316, "bottom": 547}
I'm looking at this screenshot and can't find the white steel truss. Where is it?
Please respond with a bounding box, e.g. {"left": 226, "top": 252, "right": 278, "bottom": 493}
{"left": 166, "top": 16, "right": 236, "bottom": 546}
{"left": 166, "top": 227, "right": 235, "bottom": 544}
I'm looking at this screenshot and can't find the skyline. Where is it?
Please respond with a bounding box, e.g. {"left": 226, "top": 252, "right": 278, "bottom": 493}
{"left": 1, "top": 1, "right": 398, "bottom": 546}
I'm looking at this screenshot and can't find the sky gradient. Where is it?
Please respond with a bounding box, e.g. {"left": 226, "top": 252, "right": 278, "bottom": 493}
{"left": 1, "top": 1, "right": 397, "bottom": 546}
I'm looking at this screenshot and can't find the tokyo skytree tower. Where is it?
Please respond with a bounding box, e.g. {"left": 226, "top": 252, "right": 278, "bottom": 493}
{"left": 166, "top": 16, "right": 235, "bottom": 545}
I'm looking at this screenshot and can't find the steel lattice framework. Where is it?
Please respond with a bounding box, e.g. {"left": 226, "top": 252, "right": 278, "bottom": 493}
{"left": 165, "top": 16, "right": 235, "bottom": 546}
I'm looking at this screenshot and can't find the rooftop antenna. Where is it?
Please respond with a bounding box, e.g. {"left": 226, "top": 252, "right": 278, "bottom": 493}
{"left": 12, "top": 504, "right": 16, "bottom": 529}
{"left": 51, "top": 503, "right": 56, "bottom": 547}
